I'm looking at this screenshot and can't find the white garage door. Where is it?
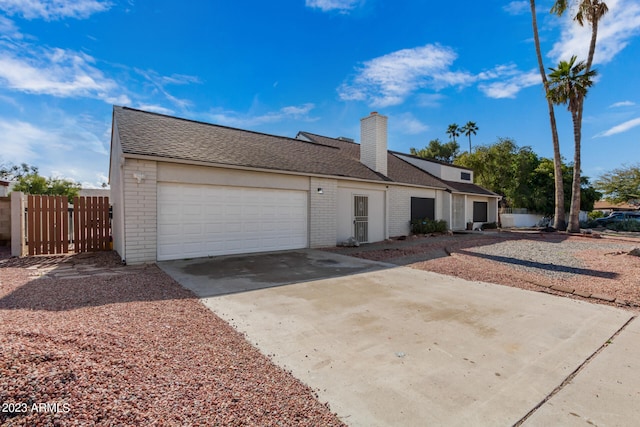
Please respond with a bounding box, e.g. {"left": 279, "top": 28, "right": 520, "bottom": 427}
{"left": 157, "top": 183, "right": 308, "bottom": 261}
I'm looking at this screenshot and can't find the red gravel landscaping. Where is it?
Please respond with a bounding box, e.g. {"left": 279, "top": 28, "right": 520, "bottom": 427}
{"left": 0, "top": 264, "right": 345, "bottom": 426}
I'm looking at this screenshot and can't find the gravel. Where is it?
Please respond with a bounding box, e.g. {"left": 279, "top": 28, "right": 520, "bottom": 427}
{"left": 331, "top": 232, "right": 640, "bottom": 309}
{"left": 462, "top": 238, "right": 636, "bottom": 280}
{"left": 0, "top": 263, "right": 345, "bottom": 426}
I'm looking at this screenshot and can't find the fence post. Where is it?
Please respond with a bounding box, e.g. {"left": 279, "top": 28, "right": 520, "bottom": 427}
{"left": 11, "top": 191, "right": 25, "bottom": 257}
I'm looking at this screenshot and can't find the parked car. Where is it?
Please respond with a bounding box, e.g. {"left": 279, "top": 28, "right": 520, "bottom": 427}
{"left": 595, "top": 211, "right": 640, "bottom": 225}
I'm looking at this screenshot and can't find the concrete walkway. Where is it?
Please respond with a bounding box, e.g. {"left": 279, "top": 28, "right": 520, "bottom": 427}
{"left": 160, "top": 250, "right": 638, "bottom": 426}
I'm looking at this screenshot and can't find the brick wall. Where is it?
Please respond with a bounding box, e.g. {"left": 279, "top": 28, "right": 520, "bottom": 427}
{"left": 309, "top": 177, "right": 338, "bottom": 247}
{"left": 388, "top": 186, "right": 439, "bottom": 237}
{"left": 122, "top": 159, "right": 157, "bottom": 264}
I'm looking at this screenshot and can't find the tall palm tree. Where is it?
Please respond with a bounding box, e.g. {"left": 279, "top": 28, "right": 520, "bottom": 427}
{"left": 551, "top": 0, "right": 608, "bottom": 72}
{"left": 550, "top": 0, "right": 608, "bottom": 231}
{"left": 529, "top": 0, "right": 566, "bottom": 230}
{"left": 461, "top": 121, "right": 478, "bottom": 153}
{"left": 446, "top": 123, "right": 460, "bottom": 143}
{"left": 547, "top": 56, "right": 597, "bottom": 232}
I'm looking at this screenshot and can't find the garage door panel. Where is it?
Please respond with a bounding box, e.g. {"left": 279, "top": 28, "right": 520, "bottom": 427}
{"left": 157, "top": 183, "right": 308, "bottom": 260}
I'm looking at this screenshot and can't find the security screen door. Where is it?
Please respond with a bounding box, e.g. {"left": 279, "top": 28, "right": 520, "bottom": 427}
{"left": 354, "top": 195, "right": 369, "bottom": 243}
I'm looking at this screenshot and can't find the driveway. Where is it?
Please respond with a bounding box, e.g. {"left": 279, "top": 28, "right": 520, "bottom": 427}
{"left": 159, "top": 249, "right": 639, "bottom": 426}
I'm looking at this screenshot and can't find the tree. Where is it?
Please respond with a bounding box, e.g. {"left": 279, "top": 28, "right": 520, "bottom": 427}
{"left": 551, "top": 0, "right": 608, "bottom": 72}
{"left": 460, "top": 121, "right": 478, "bottom": 153}
{"left": 529, "top": 0, "right": 566, "bottom": 230}
{"left": 410, "top": 139, "right": 460, "bottom": 164}
{"left": 454, "top": 137, "right": 540, "bottom": 210}
{"left": 0, "top": 162, "right": 38, "bottom": 181}
{"left": 595, "top": 164, "right": 640, "bottom": 204}
{"left": 446, "top": 123, "right": 460, "bottom": 143}
{"left": 547, "top": 56, "right": 597, "bottom": 232}
{"left": 550, "top": 0, "right": 608, "bottom": 229}
{"left": 13, "top": 172, "right": 81, "bottom": 199}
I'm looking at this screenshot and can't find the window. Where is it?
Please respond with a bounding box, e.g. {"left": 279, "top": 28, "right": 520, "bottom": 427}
{"left": 473, "top": 201, "right": 488, "bottom": 223}
{"left": 411, "top": 197, "right": 435, "bottom": 220}
{"left": 461, "top": 172, "right": 471, "bottom": 181}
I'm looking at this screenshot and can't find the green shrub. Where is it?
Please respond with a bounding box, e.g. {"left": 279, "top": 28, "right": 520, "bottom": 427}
{"left": 588, "top": 211, "right": 604, "bottom": 220}
{"left": 580, "top": 219, "right": 601, "bottom": 228}
{"left": 410, "top": 218, "right": 448, "bottom": 234}
{"left": 607, "top": 220, "right": 640, "bottom": 232}
{"left": 482, "top": 222, "right": 498, "bottom": 230}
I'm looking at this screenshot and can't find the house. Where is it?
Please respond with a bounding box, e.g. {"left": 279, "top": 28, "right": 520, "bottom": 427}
{"left": 0, "top": 180, "right": 10, "bottom": 197}
{"left": 109, "top": 107, "right": 500, "bottom": 264}
{"left": 593, "top": 200, "right": 639, "bottom": 215}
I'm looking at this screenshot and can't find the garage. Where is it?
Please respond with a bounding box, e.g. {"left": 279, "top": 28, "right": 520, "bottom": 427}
{"left": 157, "top": 183, "right": 308, "bottom": 261}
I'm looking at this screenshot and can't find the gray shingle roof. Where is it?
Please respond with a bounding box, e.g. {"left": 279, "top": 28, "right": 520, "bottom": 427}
{"left": 113, "top": 106, "right": 385, "bottom": 181}
{"left": 113, "top": 106, "right": 498, "bottom": 197}
{"left": 297, "top": 132, "right": 447, "bottom": 189}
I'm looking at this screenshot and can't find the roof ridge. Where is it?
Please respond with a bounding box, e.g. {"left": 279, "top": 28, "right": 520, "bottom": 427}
{"left": 389, "top": 150, "right": 472, "bottom": 171}
{"left": 115, "top": 106, "right": 337, "bottom": 149}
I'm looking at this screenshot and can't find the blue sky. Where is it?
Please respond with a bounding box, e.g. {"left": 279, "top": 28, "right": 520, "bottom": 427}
{"left": 0, "top": 0, "right": 638, "bottom": 188}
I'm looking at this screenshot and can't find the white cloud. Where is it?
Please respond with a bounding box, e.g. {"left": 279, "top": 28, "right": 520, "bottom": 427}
{"left": 136, "top": 104, "right": 175, "bottom": 115}
{"left": 503, "top": 1, "right": 529, "bottom": 16}
{"left": 0, "top": 15, "right": 22, "bottom": 38}
{"left": 478, "top": 69, "right": 541, "bottom": 99}
{"left": 135, "top": 69, "right": 200, "bottom": 109}
{"left": 0, "top": 0, "right": 112, "bottom": 20}
{"left": 549, "top": 0, "right": 640, "bottom": 65}
{"left": 596, "top": 117, "right": 640, "bottom": 137}
{"left": 338, "top": 44, "right": 477, "bottom": 107}
{"left": 609, "top": 100, "right": 636, "bottom": 108}
{"left": 0, "top": 44, "right": 130, "bottom": 103}
{"left": 305, "top": 0, "right": 360, "bottom": 12}
{"left": 416, "top": 93, "right": 445, "bottom": 108}
{"left": 392, "top": 113, "right": 428, "bottom": 135}
{"left": 208, "top": 103, "right": 317, "bottom": 128}
{"left": 0, "top": 119, "right": 48, "bottom": 162}
{"left": 339, "top": 44, "right": 545, "bottom": 105}
{"left": 0, "top": 114, "right": 111, "bottom": 186}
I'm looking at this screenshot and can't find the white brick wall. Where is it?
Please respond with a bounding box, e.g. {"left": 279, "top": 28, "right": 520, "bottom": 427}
{"left": 122, "top": 159, "right": 157, "bottom": 264}
{"left": 388, "top": 186, "right": 440, "bottom": 237}
{"left": 360, "top": 113, "right": 388, "bottom": 176}
{"left": 309, "top": 177, "right": 338, "bottom": 247}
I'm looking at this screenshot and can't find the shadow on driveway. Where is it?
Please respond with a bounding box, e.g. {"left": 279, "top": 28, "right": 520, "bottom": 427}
{"left": 158, "top": 249, "right": 390, "bottom": 298}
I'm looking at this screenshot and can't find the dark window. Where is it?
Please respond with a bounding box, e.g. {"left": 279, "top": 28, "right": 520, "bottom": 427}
{"left": 473, "top": 201, "right": 488, "bottom": 222}
{"left": 411, "top": 197, "right": 435, "bottom": 220}
{"left": 461, "top": 172, "right": 471, "bottom": 181}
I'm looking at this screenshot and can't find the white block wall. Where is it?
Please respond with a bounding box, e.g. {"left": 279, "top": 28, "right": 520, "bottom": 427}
{"left": 309, "top": 177, "right": 338, "bottom": 247}
{"left": 360, "top": 113, "right": 388, "bottom": 175}
{"left": 122, "top": 159, "right": 157, "bottom": 264}
{"left": 388, "top": 186, "right": 441, "bottom": 237}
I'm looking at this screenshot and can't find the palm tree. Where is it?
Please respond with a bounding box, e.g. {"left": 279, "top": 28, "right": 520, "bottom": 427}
{"left": 551, "top": 0, "right": 608, "bottom": 72}
{"left": 547, "top": 56, "right": 597, "bottom": 232}
{"left": 548, "top": 0, "right": 608, "bottom": 229}
{"left": 460, "top": 121, "right": 478, "bottom": 153}
{"left": 529, "top": 0, "right": 566, "bottom": 230}
{"left": 446, "top": 123, "right": 460, "bottom": 143}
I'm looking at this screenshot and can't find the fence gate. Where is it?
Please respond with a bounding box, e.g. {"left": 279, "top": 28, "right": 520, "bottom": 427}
{"left": 73, "top": 196, "right": 110, "bottom": 252}
{"left": 26, "top": 195, "right": 110, "bottom": 255}
{"left": 27, "top": 195, "right": 69, "bottom": 255}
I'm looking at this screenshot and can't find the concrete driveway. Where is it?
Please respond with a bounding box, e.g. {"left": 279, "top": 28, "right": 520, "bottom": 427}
{"left": 159, "top": 249, "right": 639, "bottom": 426}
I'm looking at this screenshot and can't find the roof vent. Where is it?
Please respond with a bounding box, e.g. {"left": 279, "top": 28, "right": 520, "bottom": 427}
{"left": 337, "top": 136, "right": 354, "bottom": 142}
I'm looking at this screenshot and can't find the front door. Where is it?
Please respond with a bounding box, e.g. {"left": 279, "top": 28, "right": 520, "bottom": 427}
{"left": 354, "top": 195, "right": 369, "bottom": 243}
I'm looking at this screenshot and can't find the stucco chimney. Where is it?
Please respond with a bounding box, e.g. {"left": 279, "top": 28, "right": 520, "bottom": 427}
{"left": 360, "top": 111, "right": 388, "bottom": 176}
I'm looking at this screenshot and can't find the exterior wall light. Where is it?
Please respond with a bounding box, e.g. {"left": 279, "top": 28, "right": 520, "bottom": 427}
{"left": 133, "top": 172, "right": 145, "bottom": 183}
{"left": 317, "top": 188, "right": 323, "bottom": 194}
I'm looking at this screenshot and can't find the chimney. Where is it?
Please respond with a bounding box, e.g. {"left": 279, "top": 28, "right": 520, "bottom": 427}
{"left": 360, "top": 111, "right": 388, "bottom": 175}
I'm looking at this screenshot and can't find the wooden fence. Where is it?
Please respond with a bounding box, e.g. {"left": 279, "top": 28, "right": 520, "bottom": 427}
{"left": 26, "top": 195, "right": 110, "bottom": 255}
